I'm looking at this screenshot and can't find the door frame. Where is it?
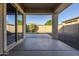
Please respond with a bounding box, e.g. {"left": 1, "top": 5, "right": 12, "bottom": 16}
{"left": 4, "top": 3, "right": 25, "bottom": 52}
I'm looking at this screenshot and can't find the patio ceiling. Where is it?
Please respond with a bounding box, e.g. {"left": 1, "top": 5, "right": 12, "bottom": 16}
{"left": 19, "top": 3, "right": 72, "bottom": 13}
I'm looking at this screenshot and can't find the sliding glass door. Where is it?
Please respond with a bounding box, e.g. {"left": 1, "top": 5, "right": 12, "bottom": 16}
{"left": 6, "top": 4, "right": 17, "bottom": 45}
{"left": 6, "top": 3, "right": 23, "bottom": 47}
{"left": 17, "top": 11, "right": 23, "bottom": 40}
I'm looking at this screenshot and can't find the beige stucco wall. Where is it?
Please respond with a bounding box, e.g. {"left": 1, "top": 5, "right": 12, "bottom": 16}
{"left": 7, "top": 25, "right": 22, "bottom": 33}
{"left": 58, "top": 24, "right": 64, "bottom": 32}
{"left": 7, "top": 25, "right": 15, "bottom": 33}
{"left": 7, "top": 25, "right": 52, "bottom": 33}
{"left": 37, "top": 25, "right": 52, "bottom": 33}
{"left": 17, "top": 26, "right": 22, "bottom": 32}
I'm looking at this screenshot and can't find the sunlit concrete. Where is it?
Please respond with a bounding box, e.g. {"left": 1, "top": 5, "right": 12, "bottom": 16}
{"left": 5, "top": 34, "right": 79, "bottom": 56}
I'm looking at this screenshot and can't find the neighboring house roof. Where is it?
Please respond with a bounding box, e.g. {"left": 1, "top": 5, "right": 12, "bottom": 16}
{"left": 62, "top": 17, "right": 79, "bottom": 24}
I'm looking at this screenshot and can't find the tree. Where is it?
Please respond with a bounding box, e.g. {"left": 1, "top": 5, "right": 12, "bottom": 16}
{"left": 28, "top": 23, "right": 38, "bottom": 32}
{"left": 45, "top": 20, "right": 52, "bottom": 25}
{"left": 18, "top": 19, "right": 22, "bottom": 25}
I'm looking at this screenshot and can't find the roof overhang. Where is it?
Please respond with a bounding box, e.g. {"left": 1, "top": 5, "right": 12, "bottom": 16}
{"left": 17, "top": 3, "right": 72, "bottom": 14}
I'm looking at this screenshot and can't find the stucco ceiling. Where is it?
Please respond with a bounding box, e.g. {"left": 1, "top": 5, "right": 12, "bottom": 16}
{"left": 19, "top": 3, "right": 71, "bottom": 13}
{"left": 20, "top": 3, "right": 61, "bottom": 9}
{"left": 19, "top": 3, "right": 62, "bottom": 13}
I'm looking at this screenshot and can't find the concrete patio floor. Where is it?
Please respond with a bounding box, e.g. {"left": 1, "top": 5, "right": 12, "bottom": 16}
{"left": 5, "top": 34, "right": 79, "bottom": 56}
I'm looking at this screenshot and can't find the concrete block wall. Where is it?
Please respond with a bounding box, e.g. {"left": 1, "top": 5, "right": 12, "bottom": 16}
{"left": 62, "top": 24, "right": 79, "bottom": 37}
{"left": 59, "top": 17, "right": 79, "bottom": 37}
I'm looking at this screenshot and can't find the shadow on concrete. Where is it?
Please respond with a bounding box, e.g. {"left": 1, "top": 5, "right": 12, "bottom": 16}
{"left": 58, "top": 33, "right": 79, "bottom": 50}
{"left": 48, "top": 33, "right": 79, "bottom": 50}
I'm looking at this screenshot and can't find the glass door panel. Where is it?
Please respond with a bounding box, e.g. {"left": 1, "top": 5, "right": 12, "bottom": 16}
{"left": 17, "top": 11, "right": 23, "bottom": 40}
{"left": 7, "top": 4, "right": 17, "bottom": 45}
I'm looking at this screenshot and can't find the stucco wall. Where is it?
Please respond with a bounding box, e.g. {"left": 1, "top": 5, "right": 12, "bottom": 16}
{"left": 37, "top": 25, "right": 52, "bottom": 33}
{"left": 7, "top": 25, "right": 22, "bottom": 33}
{"left": 7, "top": 25, "right": 52, "bottom": 33}
{"left": 7, "top": 25, "right": 15, "bottom": 33}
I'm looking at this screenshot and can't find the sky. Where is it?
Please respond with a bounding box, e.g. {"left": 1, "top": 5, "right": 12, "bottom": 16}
{"left": 59, "top": 3, "right": 79, "bottom": 24}
{"left": 7, "top": 15, "right": 22, "bottom": 25}
{"left": 26, "top": 15, "right": 52, "bottom": 25}
{"left": 7, "top": 3, "right": 79, "bottom": 25}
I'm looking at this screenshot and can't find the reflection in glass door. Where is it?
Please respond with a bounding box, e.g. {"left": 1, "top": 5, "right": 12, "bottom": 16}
{"left": 17, "top": 11, "right": 23, "bottom": 40}
{"left": 6, "top": 4, "right": 17, "bottom": 45}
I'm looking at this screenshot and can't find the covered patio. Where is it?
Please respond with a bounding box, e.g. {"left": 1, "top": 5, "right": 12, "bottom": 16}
{"left": 1, "top": 3, "right": 79, "bottom": 56}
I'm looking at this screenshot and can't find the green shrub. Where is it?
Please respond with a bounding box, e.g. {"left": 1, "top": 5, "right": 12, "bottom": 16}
{"left": 18, "top": 19, "right": 22, "bottom": 25}
{"left": 45, "top": 20, "right": 52, "bottom": 25}
{"left": 28, "top": 24, "right": 38, "bottom": 32}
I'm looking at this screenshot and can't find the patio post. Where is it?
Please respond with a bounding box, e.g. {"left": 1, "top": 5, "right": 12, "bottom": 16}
{"left": 52, "top": 13, "right": 58, "bottom": 39}
{"left": 23, "top": 14, "right": 26, "bottom": 38}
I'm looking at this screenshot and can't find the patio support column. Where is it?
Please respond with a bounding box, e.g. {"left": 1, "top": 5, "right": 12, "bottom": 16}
{"left": 23, "top": 13, "right": 26, "bottom": 38}
{"left": 0, "top": 3, "right": 6, "bottom": 54}
{"left": 52, "top": 13, "right": 58, "bottom": 39}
